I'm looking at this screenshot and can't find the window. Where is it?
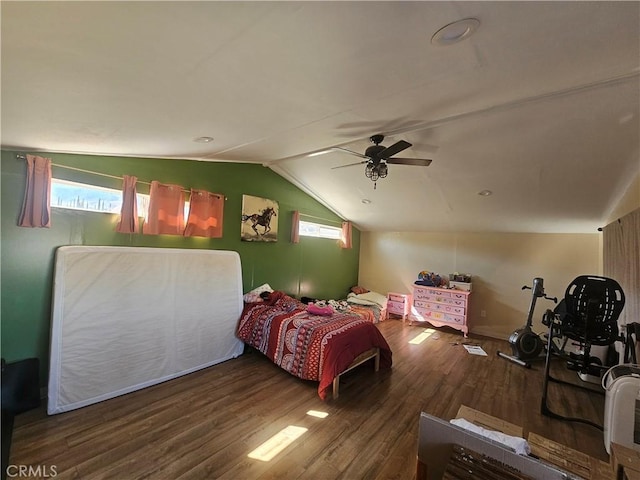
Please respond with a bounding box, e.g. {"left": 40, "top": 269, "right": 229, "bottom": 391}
{"left": 51, "top": 178, "right": 127, "bottom": 213}
{"left": 298, "top": 220, "right": 342, "bottom": 240}
{"left": 50, "top": 178, "right": 189, "bottom": 219}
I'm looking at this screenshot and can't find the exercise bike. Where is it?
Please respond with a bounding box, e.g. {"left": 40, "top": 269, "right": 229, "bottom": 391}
{"left": 497, "top": 277, "right": 557, "bottom": 368}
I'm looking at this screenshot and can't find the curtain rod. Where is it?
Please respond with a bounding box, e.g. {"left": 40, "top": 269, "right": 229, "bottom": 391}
{"left": 299, "top": 212, "right": 344, "bottom": 225}
{"left": 15, "top": 153, "right": 224, "bottom": 199}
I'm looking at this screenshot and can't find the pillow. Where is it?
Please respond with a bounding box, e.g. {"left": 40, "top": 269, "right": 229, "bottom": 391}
{"left": 351, "top": 286, "right": 370, "bottom": 295}
{"left": 307, "top": 303, "right": 334, "bottom": 316}
{"left": 243, "top": 283, "right": 274, "bottom": 303}
{"left": 347, "top": 291, "right": 388, "bottom": 308}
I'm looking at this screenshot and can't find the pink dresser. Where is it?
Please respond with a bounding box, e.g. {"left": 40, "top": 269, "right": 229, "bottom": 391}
{"left": 409, "top": 285, "right": 471, "bottom": 337}
{"left": 386, "top": 292, "right": 411, "bottom": 320}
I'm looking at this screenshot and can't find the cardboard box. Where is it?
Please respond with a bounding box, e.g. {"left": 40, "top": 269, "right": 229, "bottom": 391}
{"left": 454, "top": 406, "right": 613, "bottom": 479}
{"left": 528, "top": 432, "right": 613, "bottom": 480}
{"left": 417, "top": 412, "right": 575, "bottom": 480}
{"left": 611, "top": 442, "right": 640, "bottom": 480}
{"left": 456, "top": 405, "right": 523, "bottom": 437}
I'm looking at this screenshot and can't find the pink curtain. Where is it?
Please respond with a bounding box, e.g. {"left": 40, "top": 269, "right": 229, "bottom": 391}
{"left": 115, "top": 175, "right": 139, "bottom": 234}
{"left": 18, "top": 154, "right": 52, "bottom": 228}
{"left": 341, "top": 221, "right": 352, "bottom": 249}
{"left": 142, "top": 181, "right": 185, "bottom": 235}
{"left": 291, "top": 210, "right": 300, "bottom": 244}
{"left": 183, "top": 189, "right": 224, "bottom": 238}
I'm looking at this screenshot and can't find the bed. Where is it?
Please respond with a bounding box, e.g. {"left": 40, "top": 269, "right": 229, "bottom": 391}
{"left": 345, "top": 290, "right": 388, "bottom": 323}
{"left": 236, "top": 291, "right": 392, "bottom": 399}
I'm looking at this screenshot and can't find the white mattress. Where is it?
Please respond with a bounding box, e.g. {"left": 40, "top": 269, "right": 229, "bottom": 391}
{"left": 48, "top": 246, "right": 244, "bottom": 414}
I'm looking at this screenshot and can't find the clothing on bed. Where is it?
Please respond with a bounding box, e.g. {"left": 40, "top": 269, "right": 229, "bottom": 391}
{"left": 237, "top": 291, "right": 392, "bottom": 399}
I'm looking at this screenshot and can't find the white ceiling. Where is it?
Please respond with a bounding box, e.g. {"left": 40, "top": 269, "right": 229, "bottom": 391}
{"left": 2, "top": 1, "right": 639, "bottom": 233}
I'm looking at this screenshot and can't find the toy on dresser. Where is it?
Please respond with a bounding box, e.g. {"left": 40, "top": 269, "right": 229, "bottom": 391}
{"left": 415, "top": 271, "right": 447, "bottom": 288}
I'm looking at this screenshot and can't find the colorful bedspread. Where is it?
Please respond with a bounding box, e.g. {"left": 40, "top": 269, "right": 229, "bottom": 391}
{"left": 236, "top": 292, "right": 392, "bottom": 399}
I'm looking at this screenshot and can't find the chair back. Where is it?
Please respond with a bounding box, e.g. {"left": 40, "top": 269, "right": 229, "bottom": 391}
{"left": 562, "top": 275, "right": 625, "bottom": 346}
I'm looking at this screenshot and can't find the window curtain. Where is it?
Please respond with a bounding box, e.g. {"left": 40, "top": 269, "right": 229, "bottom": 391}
{"left": 183, "top": 189, "right": 224, "bottom": 238}
{"left": 603, "top": 207, "right": 640, "bottom": 361}
{"left": 340, "top": 221, "right": 352, "bottom": 249}
{"left": 291, "top": 210, "right": 300, "bottom": 244}
{"left": 142, "top": 181, "right": 185, "bottom": 235}
{"left": 115, "top": 175, "right": 139, "bottom": 234}
{"left": 18, "top": 154, "right": 52, "bottom": 228}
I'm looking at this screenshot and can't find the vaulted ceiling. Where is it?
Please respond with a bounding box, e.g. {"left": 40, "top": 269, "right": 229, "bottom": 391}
{"left": 2, "top": 1, "right": 639, "bottom": 233}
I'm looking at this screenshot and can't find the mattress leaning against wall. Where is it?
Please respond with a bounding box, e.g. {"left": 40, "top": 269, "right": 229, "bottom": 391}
{"left": 48, "top": 246, "right": 245, "bottom": 415}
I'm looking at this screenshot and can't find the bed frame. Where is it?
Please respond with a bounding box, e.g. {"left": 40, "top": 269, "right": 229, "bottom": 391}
{"left": 332, "top": 347, "right": 380, "bottom": 399}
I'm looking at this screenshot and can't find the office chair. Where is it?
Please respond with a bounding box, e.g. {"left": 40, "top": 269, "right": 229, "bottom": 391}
{"left": 540, "top": 275, "right": 625, "bottom": 430}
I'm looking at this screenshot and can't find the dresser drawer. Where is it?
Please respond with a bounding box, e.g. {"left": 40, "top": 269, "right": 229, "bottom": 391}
{"left": 413, "top": 288, "right": 452, "bottom": 301}
{"left": 387, "top": 300, "right": 406, "bottom": 314}
{"left": 414, "top": 300, "right": 465, "bottom": 315}
{"left": 388, "top": 293, "right": 406, "bottom": 303}
{"left": 412, "top": 306, "right": 465, "bottom": 325}
{"left": 416, "top": 295, "right": 467, "bottom": 307}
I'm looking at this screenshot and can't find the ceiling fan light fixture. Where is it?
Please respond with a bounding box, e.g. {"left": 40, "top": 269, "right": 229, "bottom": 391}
{"left": 378, "top": 163, "right": 388, "bottom": 178}
{"left": 431, "top": 18, "right": 480, "bottom": 46}
{"left": 365, "top": 163, "right": 374, "bottom": 178}
{"left": 365, "top": 163, "right": 380, "bottom": 181}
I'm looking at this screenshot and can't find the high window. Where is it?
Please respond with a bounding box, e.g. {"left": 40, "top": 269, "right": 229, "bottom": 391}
{"left": 298, "top": 220, "right": 342, "bottom": 240}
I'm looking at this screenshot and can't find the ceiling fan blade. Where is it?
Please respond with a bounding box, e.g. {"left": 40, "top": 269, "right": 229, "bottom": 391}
{"left": 331, "top": 160, "right": 368, "bottom": 170}
{"left": 333, "top": 147, "right": 369, "bottom": 159}
{"left": 379, "top": 140, "right": 411, "bottom": 159}
{"left": 386, "top": 157, "right": 432, "bottom": 167}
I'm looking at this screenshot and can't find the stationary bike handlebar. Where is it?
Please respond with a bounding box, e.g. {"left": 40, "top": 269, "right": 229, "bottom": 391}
{"left": 521, "top": 278, "right": 557, "bottom": 328}
{"left": 522, "top": 283, "right": 558, "bottom": 304}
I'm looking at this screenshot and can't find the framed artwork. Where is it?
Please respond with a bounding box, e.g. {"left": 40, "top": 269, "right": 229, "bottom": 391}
{"left": 241, "top": 195, "right": 278, "bottom": 242}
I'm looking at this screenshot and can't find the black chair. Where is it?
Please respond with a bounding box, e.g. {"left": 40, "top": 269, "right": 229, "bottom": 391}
{"left": 540, "top": 275, "right": 625, "bottom": 430}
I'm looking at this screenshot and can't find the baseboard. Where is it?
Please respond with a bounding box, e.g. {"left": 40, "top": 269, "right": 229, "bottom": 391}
{"left": 469, "top": 327, "right": 508, "bottom": 341}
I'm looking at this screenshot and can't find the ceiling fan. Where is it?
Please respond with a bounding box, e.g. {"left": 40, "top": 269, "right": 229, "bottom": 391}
{"left": 331, "top": 134, "right": 432, "bottom": 188}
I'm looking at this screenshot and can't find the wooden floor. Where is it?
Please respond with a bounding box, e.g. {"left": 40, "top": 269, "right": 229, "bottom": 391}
{"left": 10, "top": 319, "right": 610, "bottom": 479}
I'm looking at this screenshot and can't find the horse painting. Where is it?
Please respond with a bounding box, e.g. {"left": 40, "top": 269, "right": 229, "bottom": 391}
{"left": 242, "top": 207, "right": 277, "bottom": 236}
{"left": 241, "top": 195, "right": 279, "bottom": 242}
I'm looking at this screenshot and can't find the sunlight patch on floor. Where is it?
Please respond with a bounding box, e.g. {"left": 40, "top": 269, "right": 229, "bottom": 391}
{"left": 409, "top": 328, "right": 436, "bottom": 344}
{"left": 247, "top": 425, "right": 308, "bottom": 462}
{"left": 307, "top": 410, "right": 329, "bottom": 418}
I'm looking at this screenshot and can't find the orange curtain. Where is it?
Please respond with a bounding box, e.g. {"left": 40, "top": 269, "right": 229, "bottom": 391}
{"left": 291, "top": 210, "right": 300, "bottom": 244}
{"left": 115, "top": 175, "right": 139, "bottom": 234}
{"left": 18, "top": 154, "right": 52, "bottom": 228}
{"left": 341, "top": 221, "right": 352, "bottom": 249}
{"left": 142, "top": 181, "right": 185, "bottom": 235}
{"left": 183, "top": 189, "right": 224, "bottom": 238}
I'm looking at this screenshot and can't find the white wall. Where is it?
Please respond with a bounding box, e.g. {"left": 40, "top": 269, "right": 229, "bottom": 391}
{"left": 359, "top": 232, "right": 600, "bottom": 339}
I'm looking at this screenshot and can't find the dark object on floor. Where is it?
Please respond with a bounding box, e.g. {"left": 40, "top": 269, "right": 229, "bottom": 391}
{"left": 300, "top": 296, "right": 317, "bottom": 304}
{"left": 1, "top": 358, "right": 41, "bottom": 414}
{"left": 1, "top": 357, "right": 41, "bottom": 480}
{"left": 1, "top": 409, "right": 15, "bottom": 480}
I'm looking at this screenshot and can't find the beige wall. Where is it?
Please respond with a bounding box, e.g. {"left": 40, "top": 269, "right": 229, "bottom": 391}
{"left": 359, "top": 232, "right": 600, "bottom": 339}
{"left": 606, "top": 170, "right": 640, "bottom": 224}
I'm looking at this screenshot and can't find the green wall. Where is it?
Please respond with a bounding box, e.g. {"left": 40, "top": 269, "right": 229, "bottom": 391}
{"left": 1, "top": 150, "right": 360, "bottom": 384}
